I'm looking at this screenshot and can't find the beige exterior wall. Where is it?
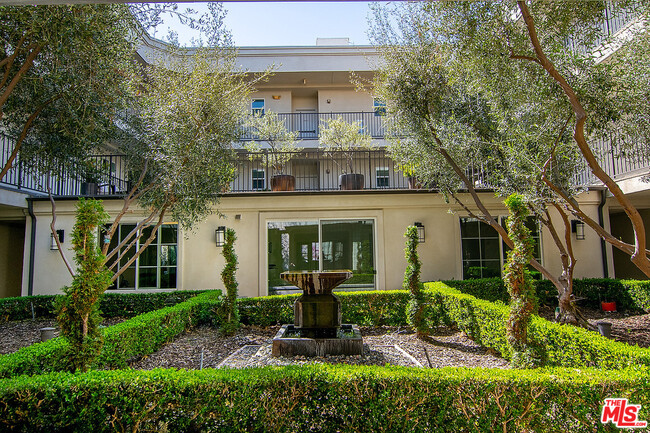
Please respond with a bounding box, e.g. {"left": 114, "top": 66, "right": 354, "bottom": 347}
{"left": 248, "top": 91, "right": 292, "bottom": 113}
{"left": 24, "top": 191, "right": 608, "bottom": 297}
{"left": 318, "top": 90, "right": 373, "bottom": 113}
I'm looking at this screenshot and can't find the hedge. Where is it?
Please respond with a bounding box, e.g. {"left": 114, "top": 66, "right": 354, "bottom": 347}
{"left": 238, "top": 290, "right": 410, "bottom": 327}
{"left": 424, "top": 282, "right": 650, "bottom": 369}
{"left": 0, "top": 290, "right": 222, "bottom": 378}
{"left": 444, "top": 278, "right": 650, "bottom": 312}
{"left": 0, "top": 290, "right": 206, "bottom": 321}
{"left": 0, "top": 365, "right": 648, "bottom": 432}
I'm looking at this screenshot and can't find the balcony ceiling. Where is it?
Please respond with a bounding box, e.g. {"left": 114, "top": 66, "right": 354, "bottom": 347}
{"left": 251, "top": 71, "right": 373, "bottom": 89}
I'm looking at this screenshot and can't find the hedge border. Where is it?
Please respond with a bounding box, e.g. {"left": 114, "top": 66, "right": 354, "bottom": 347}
{"left": 0, "top": 365, "right": 648, "bottom": 432}
{"left": 424, "top": 282, "right": 650, "bottom": 369}
{"left": 0, "top": 290, "right": 207, "bottom": 322}
{"left": 0, "top": 290, "right": 222, "bottom": 378}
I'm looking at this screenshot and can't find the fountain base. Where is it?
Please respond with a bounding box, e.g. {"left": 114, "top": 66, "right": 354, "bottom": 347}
{"left": 271, "top": 324, "right": 363, "bottom": 357}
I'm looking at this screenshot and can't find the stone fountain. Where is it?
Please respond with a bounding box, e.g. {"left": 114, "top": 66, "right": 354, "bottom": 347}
{"left": 271, "top": 270, "right": 363, "bottom": 357}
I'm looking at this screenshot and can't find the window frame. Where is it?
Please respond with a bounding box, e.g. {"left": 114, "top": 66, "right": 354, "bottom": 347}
{"left": 252, "top": 168, "right": 266, "bottom": 190}
{"left": 251, "top": 98, "right": 265, "bottom": 116}
{"left": 375, "top": 166, "right": 390, "bottom": 188}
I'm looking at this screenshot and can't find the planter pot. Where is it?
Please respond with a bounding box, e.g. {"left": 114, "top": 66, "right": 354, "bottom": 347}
{"left": 81, "top": 182, "right": 98, "bottom": 196}
{"left": 270, "top": 175, "right": 296, "bottom": 191}
{"left": 601, "top": 301, "right": 617, "bottom": 312}
{"left": 339, "top": 173, "right": 364, "bottom": 190}
{"left": 40, "top": 327, "right": 56, "bottom": 342}
{"left": 597, "top": 321, "right": 612, "bottom": 338}
{"left": 407, "top": 176, "right": 421, "bottom": 189}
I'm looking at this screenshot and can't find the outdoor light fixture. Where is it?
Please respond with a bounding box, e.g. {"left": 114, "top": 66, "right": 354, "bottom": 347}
{"left": 215, "top": 226, "right": 226, "bottom": 247}
{"left": 571, "top": 220, "right": 585, "bottom": 240}
{"left": 50, "top": 230, "right": 64, "bottom": 250}
{"left": 272, "top": 95, "right": 281, "bottom": 100}
{"left": 414, "top": 222, "right": 425, "bottom": 243}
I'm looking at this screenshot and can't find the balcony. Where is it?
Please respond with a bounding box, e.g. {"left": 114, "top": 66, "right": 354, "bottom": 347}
{"left": 2, "top": 131, "right": 648, "bottom": 198}
{"left": 241, "top": 111, "right": 387, "bottom": 140}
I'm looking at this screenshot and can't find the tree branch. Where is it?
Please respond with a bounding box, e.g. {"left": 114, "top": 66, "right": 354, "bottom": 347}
{"left": 518, "top": 0, "right": 649, "bottom": 276}
{"left": 47, "top": 173, "right": 75, "bottom": 277}
{"left": 0, "top": 93, "right": 63, "bottom": 182}
{"left": 0, "top": 43, "right": 42, "bottom": 113}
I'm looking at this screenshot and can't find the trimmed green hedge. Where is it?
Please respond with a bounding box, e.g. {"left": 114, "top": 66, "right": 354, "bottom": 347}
{"left": 444, "top": 278, "right": 650, "bottom": 312}
{"left": 0, "top": 365, "right": 648, "bottom": 432}
{"left": 238, "top": 290, "right": 410, "bottom": 327}
{"left": 0, "top": 290, "right": 206, "bottom": 321}
{"left": 0, "top": 290, "right": 222, "bottom": 378}
{"left": 424, "top": 282, "right": 650, "bottom": 369}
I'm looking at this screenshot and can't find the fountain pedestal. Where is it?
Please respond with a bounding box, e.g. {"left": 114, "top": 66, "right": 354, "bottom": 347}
{"left": 271, "top": 270, "right": 363, "bottom": 357}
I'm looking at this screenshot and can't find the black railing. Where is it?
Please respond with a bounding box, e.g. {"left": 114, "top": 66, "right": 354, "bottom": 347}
{"left": 1, "top": 132, "right": 648, "bottom": 197}
{"left": 241, "top": 111, "right": 387, "bottom": 140}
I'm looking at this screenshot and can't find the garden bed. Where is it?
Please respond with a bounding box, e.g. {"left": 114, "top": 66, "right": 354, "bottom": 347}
{"left": 128, "top": 325, "right": 510, "bottom": 370}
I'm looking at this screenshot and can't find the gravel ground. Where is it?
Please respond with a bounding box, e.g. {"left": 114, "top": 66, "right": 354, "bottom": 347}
{"left": 129, "top": 325, "right": 510, "bottom": 370}
{"left": 2, "top": 307, "right": 648, "bottom": 370}
{"left": 0, "top": 317, "right": 125, "bottom": 355}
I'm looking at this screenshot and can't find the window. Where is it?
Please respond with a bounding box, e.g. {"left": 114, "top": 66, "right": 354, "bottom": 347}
{"left": 251, "top": 98, "right": 265, "bottom": 115}
{"left": 252, "top": 169, "right": 265, "bottom": 190}
{"left": 267, "top": 219, "right": 375, "bottom": 292}
{"left": 460, "top": 217, "right": 541, "bottom": 279}
{"left": 373, "top": 99, "right": 386, "bottom": 116}
{"left": 376, "top": 167, "right": 390, "bottom": 188}
{"left": 106, "top": 224, "right": 178, "bottom": 290}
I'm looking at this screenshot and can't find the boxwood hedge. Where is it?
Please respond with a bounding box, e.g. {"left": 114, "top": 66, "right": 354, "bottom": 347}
{"left": 0, "top": 290, "right": 206, "bottom": 321}
{"left": 444, "top": 278, "right": 650, "bottom": 312}
{"left": 0, "top": 290, "right": 222, "bottom": 378}
{"left": 0, "top": 365, "right": 648, "bottom": 432}
{"left": 423, "top": 282, "right": 650, "bottom": 369}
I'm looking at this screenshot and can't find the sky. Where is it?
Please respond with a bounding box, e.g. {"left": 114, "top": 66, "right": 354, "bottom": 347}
{"left": 150, "top": 2, "right": 378, "bottom": 47}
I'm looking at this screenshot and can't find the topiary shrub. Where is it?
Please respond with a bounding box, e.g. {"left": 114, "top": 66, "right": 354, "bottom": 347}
{"left": 54, "top": 198, "right": 112, "bottom": 372}
{"left": 218, "top": 228, "right": 240, "bottom": 334}
{"left": 404, "top": 225, "right": 426, "bottom": 336}
{"left": 503, "top": 194, "right": 542, "bottom": 368}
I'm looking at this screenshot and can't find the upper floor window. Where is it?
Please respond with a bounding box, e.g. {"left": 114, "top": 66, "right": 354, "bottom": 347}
{"left": 251, "top": 98, "right": 265, "bottom": 115}
{"left": 376, "top": 167, "right": 390, "bottom": 188}
{"left": 252, "top": 168, "right": 265, "bottom": 190}
{"left": 373, "top": 99, "right": 386, "bottom": 116}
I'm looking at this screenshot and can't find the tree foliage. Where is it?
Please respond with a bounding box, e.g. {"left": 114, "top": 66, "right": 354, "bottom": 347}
{"left": 319, "top": 116, "right": 373, "bottom": 174}
{"left": 54, "top": 199, "right": 112, "bottom": 372}
{"left": 0, "top": 5, "right": 140, "bottom": 181}
{"left": 244, "top": 111, "right": 302, "bottom": 174}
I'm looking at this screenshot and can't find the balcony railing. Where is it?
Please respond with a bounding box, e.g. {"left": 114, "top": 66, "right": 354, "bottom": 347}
{"left": 241, "top": 111, "right": 387, "bottom": 140}
{"left": 1, "top": 132, "right": 648, "bottom": 197}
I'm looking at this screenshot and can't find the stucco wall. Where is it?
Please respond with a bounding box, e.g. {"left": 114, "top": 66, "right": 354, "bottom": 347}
{"left": 24, "top": 191, "right": 607, "bottom": 297}
{"left": 318, "top": 90, "right": 373, "bottom": 113}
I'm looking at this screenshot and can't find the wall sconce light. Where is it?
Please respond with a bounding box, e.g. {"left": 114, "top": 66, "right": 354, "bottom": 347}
{"left": 414, "top": 222, "right": 425, "bottom": 243}
{"left": 215, "top": 226, "right": 226, "bottom": 247}
{"left": 50, "top": 230, "right": 64, "bottom": 250}
{"left": 272, "top": 95, "right": 281, "bottom": 100}
{"left": 571, "top": 220, "right": 585, "bottom": 240}
{"left": 326, "top": 99, "right": 331, "bottom": 104}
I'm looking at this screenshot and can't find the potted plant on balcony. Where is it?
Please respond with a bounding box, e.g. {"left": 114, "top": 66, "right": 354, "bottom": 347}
{"left": 398, "top": 163, "right": 422, "bottom": 189}
{"left": 244, "top": 112, "right": 302, "bottom": 191}
{"left": 80, "top": 159, "right": 104, "bottom": 196}
{"left": 319, "top": 116, "right": 373, "bottom": 190}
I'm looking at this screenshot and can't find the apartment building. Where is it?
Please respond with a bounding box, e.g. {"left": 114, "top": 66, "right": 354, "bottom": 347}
{"left": 0, "top": 28, "right": 648, "bottom": 299}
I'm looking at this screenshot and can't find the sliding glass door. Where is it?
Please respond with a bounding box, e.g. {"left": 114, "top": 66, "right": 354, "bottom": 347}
{"left": 267, "top": 219, "right": 375, "bottom": 292}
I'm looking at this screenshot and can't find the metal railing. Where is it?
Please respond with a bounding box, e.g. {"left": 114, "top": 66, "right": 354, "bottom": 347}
{"left": 241, "top": 111, "right": 387, "bottom": 140}
{"left": 1, "top": 132, "right": 648, "bottom": 197}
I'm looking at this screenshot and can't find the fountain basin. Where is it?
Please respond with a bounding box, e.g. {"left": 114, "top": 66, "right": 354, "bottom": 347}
{"left": 272, "top": 324, "right": 363, "bottom": 357}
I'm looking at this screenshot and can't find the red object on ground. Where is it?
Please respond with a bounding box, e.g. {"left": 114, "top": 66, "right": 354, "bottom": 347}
{"left": 601, "top": 301, "right": 617, "bottom": 312}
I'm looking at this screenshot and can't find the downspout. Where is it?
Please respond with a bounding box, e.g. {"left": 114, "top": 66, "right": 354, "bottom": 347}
{"left": 27, "top": 198, "right": 36, "bottom": 296}
{"left": 598, "top": 189, "right": 609, "bottom": 278}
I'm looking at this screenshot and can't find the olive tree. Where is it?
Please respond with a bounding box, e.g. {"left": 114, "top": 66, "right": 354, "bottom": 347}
{"left": 371, "top": 1, "right": 648, "bottom": 325}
